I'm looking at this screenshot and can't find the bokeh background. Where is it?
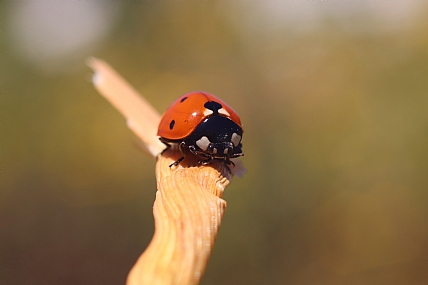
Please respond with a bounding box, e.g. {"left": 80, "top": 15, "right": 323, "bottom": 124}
{"left": 3, "top": 1, "right": 428, "bottom": 284}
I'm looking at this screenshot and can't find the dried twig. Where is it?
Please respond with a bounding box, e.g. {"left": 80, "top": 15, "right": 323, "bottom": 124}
{"left": 87, "top": 58, "right": 244, "bottom": 285}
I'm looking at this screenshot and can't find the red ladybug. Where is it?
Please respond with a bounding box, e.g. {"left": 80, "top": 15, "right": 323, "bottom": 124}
{"left": 158, "top": 92, "right": 244, "bottom": 167}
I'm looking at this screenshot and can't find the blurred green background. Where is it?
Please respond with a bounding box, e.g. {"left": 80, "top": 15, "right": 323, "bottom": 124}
{"left": 3, "top": 1, "right": 428, "bottom": 284}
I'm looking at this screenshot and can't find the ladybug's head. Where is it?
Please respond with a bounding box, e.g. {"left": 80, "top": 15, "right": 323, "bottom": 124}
{"left": 188, "top": 138, "right": 243, "bottom": 165}
{"left": 185, "top": 115, "right": 243, "bottom": 164}
{"left": 196, "top": 138, "right": 239, "bottom": 158}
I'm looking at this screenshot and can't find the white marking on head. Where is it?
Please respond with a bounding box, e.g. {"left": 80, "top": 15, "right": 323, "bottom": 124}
{"left": 196, "top": 136, "right": 211, "bottom": 151}
{"left": 218, "top": 108, "right": 230, "bottom": 117}
{"left": 203, "top": 109, "right": 214, "bottom": 117}
{"left": 231, "top": 133, "right": 241, "bottom": 147}
{"left": 223, "top": 148, "right": 229, "bottom": 154}
{"left": 213, "top": 148, "right": 218, "bottom": 154}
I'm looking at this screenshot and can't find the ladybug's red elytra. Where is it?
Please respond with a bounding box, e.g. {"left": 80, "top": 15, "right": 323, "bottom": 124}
{"left": 157, "top": 92, "right": 244, "bottom": 167}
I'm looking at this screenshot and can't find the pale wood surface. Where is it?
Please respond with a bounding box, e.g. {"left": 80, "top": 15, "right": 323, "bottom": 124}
{"left": 127, "top": 152, "right": 230, "bottom": 285}
{"left": 87, "top": 57, "right": 165, "bottom": 157}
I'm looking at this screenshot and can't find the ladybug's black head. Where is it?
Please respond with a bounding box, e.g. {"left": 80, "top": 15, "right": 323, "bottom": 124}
{"left": 196, "top": 138, "right": 238, "bottom": 158}
{"left": 185, "top": 115, "right": 243, "bottom": 164}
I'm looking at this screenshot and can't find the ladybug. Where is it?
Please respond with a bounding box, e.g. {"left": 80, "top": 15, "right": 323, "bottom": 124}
{"left": 157, "top": 92, "right": 244, "bottom": 167}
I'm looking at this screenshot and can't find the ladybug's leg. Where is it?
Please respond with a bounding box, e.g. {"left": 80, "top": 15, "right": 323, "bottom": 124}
{"left": 188, "top": 145, "right": 209, "bottom": 158}
{"left": 169, "top": 157, "right": 184, "bottom": 167}
{"left": 198, "top": 157, "right": 213, "bottom": 166}
{"left": 188, "top": 145, "right": 213, "bottom": 166}
{"left": 169, "top": 141, "right": 186, "bottom": 167}
{"left": 225, "top": 157, "right": 235, "bottom": 167}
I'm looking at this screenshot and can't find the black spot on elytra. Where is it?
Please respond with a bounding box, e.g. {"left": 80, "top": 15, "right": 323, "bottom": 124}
{"left": 204, "top": 101, "right": 222, "bottom": 115}
{"left": 169, "top": 120, "right": 175, "bottom": 130}
{"left": 180, "top": 97, "right": 188, "bottom": 103}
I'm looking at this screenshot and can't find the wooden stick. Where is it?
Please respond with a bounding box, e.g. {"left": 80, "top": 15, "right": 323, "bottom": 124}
{"left": 127, "top": 153, "right": 230, "bottom": 285}
{"left": 87, "top": 58, "right": 242, "bottom": 285}
{"left": 86, "top": 57, "right": 165, "bottom": 157}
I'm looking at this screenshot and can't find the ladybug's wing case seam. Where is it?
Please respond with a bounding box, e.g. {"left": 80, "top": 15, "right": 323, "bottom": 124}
{"left": 202, "top": 93, "right": 243, "bottom": 130}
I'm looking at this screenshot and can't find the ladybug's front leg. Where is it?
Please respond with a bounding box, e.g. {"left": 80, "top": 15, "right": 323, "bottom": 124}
{"left": 168, "top": 141, "right": 187, "bottom": 167}
{"left": 188, "top": 145, "right": 213, "bottom": 165}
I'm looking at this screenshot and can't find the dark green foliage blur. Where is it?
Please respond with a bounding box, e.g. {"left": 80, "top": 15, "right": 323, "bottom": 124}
{"left": 3, "top": 2, "right": 428, "bottom": 285}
